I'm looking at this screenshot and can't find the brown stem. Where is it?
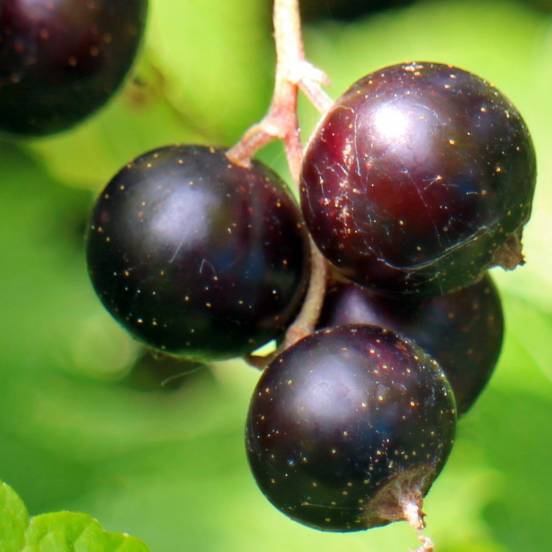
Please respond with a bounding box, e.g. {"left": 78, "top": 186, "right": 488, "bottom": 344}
{"left": 283, "top": 238, "right": 328, "bottom": 348}
{"left": 228, "top": 0, "right": 332, "bottom": 360}
{"left": 226, "top": 0, "right": 333, "bottom": 180}
{"left": 402, "top": 500, "right": 434, "bottom": 552}
{"left": 245, "top": 239, "right": 329, "bottom": 370}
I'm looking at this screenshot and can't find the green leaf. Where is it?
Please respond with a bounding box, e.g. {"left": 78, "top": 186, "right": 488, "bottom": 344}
{"left": 0, "top": 482, "right": 29, "bottom": 552}
{"left": 102, "top": 532, "right": 151, "bottom": 552}
{"left": 21, "top": 512, "right": 149, "bottom": 552}
{"left": 0, "top": 482, "right": 149, "bottom": 552}
{"left": 22, "top": 513, "right": 106, "bottom": 552}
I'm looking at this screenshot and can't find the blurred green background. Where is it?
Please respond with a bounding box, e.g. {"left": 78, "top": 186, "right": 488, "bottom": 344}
{"left": 1, "top": 0, "right": 552, "bottom": 550}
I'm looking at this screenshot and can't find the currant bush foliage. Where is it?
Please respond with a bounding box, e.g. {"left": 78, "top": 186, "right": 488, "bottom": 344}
{"left": 0, "top": 482, "right": 149, "bottom": 552}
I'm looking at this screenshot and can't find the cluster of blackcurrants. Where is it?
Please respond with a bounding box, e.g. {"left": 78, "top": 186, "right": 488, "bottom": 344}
{"left": 85, "top": 63, "right": 536, "bottom": 535}
{"left": 1, "top": 0, "right": 537, "bottom": 543}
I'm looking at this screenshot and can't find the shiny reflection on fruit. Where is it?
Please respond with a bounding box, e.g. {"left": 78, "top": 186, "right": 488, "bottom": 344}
{"left": 372, "top": 102, "right": 411, "bottom": 143}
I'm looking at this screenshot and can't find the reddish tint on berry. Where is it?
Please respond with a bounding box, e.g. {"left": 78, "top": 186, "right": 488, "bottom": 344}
{"left": 301, "top": 62, "right": 536, "bottom": 296}
{"left": 318, "top": 275, "right": 503, "bottom": 414}
{"left": 0, "top": 0, "right": 147, "bottom": 135}
{"left": 86, "top": 145, "right": 309, "bottom": 360}
{"left": 246, "top": 325, "right": 456, "bottom": 532}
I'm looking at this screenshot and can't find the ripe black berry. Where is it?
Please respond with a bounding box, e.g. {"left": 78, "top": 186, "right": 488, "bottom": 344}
{"left": 86, "top": 145, "right": 309, "bottom": 359}
{"left": 246, "top": 325, "right": 456, "bottom": 532}
{"left": 318, "top": 275, "right": 503, "bottom": 415}
{"left": 0, "top": 0, "right": 147, "bottom": 136}
{"left": 301, "top": 62, "right": 536, "bottom": 296}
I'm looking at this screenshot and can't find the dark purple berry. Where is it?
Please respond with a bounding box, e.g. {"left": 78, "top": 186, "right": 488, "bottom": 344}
{"left": 86, "top": 145, "right": 309, "bottom": 360}
{"left": 0, "top": 0, "right": 147, "bottom": 136}
{"left": 318, "top": 275, "right": 503, "bottom": 414}
{"left": 246, "top": 325, "right": 456, "bottom": 532}
{"left": 301, "top": 62, "right": 536, "bottom": 296}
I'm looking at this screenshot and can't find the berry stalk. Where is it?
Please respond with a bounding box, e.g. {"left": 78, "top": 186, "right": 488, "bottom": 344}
{"left": 402, "top": 501, "right": 434, "bottom": 552}
{"left": 228, "top": 0, "right": 333, "bottom": 351}
{"left": 227, "top": 0, "right": 332, "bottom": 180}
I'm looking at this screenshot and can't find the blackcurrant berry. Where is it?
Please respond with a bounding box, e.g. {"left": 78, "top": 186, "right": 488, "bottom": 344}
{"left": 301, "top": 62, "right": 536, "bottom": 296}
{"left": 246, "top": 325, "right": 456, "bottom": 532}
{"left": 86, "top": 145, "right": 309, "bottom": 360}
{"left": 0, "top": 0, "right": 147, "bottom": 136}
{"left": 318, "top": 275, "right": 503, "bottom": 415}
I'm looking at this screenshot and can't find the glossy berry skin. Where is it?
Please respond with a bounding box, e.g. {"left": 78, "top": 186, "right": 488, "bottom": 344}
{"left": 246, "top": 325, "right": 456, "bottom": 532}
{"left": 301, "top": 62, "right": 536, "bottom": 296}
{"left": 86, "top": 145, "right": 309, "bottom": 360}
{"left": 0, "top": 0, "right": 147, "bottom": 136}
{"left": 318, "top": 275, "right": 503, "bottom": 415}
